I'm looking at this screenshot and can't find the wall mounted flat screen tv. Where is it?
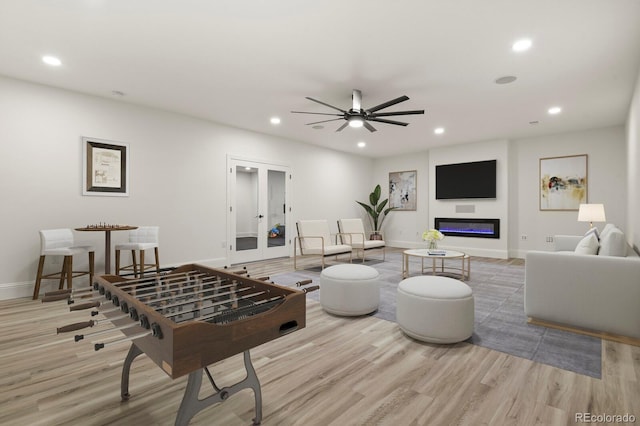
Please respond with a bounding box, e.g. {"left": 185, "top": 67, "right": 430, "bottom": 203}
{"left": 435, "top": 159, "right": 497, "bottom": 199}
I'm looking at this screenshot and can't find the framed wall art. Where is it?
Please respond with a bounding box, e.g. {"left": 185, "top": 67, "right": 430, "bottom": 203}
{"left": 539, "top": 154, "right": 587, "bottom": 211}
{"left": 82, "top": 137, "right": 129, "bottom": 196}
{"left": 389, "top": 170, "right": 417, "bottom": 211}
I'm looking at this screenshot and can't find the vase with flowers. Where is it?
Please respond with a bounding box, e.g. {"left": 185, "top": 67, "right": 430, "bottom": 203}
{"left": 422, "top": 228, "right": 444, "bottom": 250}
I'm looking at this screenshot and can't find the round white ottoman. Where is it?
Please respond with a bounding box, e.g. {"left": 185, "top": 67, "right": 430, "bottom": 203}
{"left": 397, "top": 276, "right": 474, "bottom": 343}
{"left": 320, "top": 264, "right": 380, "bottom": 316}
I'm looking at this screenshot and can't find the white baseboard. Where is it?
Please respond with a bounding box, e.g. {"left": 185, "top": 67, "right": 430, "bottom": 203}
{"left": 509, "top": 249, "right": 527, "bottom": 259}
{"left": 0, "top": 257, "right": 229, "bottom": 301}
{"left": 0, "top": 279, "right": 81, "bottom": 301}
{"left": 175, "top": 257, "right": 228, "bottom": 268}
{"left": 387, "top": 240, "right": 509, "bottom": 259}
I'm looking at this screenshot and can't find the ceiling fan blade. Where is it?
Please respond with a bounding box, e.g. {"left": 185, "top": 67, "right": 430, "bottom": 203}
{"left": 335, "top": 122, "right": 349, "bottom": 132}
{"left": 369, "top": 109, "right": 425, "bottom": 117}
{"left": 306, "top": 118, "right": 345, "bottom": 125}
{"left": 368, "top": 117, "right": 409, "bottom": 126}
{"left": 366, "top": 95, "right": 409, "bottom": 113}
{"left": 291, "top": 111, "right": 343, "bottom": 116}
{"left": 306, "top": 97, "right": 347, "bottom": 113}
{"left": 363, "top": 121, "right": 377, "bottom": 132}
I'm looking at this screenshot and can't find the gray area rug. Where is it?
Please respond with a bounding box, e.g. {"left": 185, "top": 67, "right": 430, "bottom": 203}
{"left": 273, "top": 252, "right": 602, "bottom": 378}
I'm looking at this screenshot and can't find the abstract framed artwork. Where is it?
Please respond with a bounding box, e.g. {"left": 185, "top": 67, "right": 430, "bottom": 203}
{"left": 82, "top": 137, "right": 129, "bottom": 196}
{"left": 389, "top": 170, "right": 417, "bottom": 211}
{"left": 539, "top": 154, "right": 587, "bottom": 211}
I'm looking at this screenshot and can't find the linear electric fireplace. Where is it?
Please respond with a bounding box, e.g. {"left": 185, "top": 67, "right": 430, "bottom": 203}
{"left": 435, "top": 217, "right": 500, "bottom": 239}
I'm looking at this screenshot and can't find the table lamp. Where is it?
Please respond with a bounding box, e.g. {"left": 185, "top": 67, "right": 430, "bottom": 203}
{"left": 577, "top": 203, "right": 606, "bottom": 228}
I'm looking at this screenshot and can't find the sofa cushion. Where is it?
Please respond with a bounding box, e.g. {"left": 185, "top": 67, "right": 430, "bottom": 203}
{"left": 574, "top": 233, "right": 599, "bottom": 255}
{"left": 599, "top": 227, "right": 627, "bottom": 257}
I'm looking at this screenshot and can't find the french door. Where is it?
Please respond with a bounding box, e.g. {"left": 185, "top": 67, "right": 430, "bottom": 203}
{"left": 227, "top": 157, "right": 290, "bottom": 264}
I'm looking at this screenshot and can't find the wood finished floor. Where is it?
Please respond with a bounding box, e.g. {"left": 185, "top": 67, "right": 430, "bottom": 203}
{"left": 1, "top": 248, "right": 639, "bottom": 425}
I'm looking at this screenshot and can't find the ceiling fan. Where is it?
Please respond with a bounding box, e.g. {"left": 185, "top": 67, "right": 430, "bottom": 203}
{"left": 291, "top": 89, "right": 425, "bottom": 132}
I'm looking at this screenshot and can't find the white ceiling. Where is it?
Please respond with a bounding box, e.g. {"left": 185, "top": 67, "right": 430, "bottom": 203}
{"left": 1, "top": 1, "right": 640, "bottom": 158}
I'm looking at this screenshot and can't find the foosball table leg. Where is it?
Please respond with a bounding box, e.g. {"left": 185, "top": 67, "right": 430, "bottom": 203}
{"left": 121, "top": 343, "right": 144, "bottom": 401}
{"left": 174, "top": 350, "right": 263, "bottom": 426}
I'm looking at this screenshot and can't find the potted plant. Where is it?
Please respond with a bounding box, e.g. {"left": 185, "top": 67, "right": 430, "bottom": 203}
{"left": 357, "top": 184, "right": 396, "bottom": 240}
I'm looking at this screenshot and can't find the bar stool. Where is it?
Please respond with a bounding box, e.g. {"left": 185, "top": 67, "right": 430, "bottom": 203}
{"left": 33, "top": 229, "right": 95, "bottom": 300}
{"left": 115, "top": 226, "right": 160, "bottom": 278}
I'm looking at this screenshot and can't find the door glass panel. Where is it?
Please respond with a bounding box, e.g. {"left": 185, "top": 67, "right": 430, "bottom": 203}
{"left": 267, "top": 169, "right": 286, "bottom": 248}
{"left": 235, "top": 166, "right": 258, "bottom": 251}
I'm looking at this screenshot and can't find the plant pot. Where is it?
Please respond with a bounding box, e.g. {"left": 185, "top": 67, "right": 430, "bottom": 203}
{"left": 370, "top": 232, "right": 383, "bottom": 241}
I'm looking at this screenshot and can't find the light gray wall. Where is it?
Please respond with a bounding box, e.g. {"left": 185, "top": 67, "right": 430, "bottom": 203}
{"left": 373, "top": 140, "right": 510, "bottom": 258}
{"left": 627, "top": 66, "right": 640, "bottom": 252}
{"left": 510, "top": 126, "right": 627, "bottom": 258}
{"left": 429, "top": 139, "right": 510, "bottom": 258}
{"left": 0, "top": 74, "right": 634, "bottom": 300}
{"left": 371, "top": 151, "right": 430, "bottom": 247}
{"left": 0, "top": 76, "right": 372, "bottom": 298}
{"left": 374, "top": 128, "right": 628, "bottom": 259}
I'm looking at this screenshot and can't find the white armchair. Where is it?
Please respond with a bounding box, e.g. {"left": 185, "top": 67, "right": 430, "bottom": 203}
{"left": 294, "top": 220, "right": 352, "bottom": 269}
{"left": 337, "top": 218, "right": 385, "bottom": 261}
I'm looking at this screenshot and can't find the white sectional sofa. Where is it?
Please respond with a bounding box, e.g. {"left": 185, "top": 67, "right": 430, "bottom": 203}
{"left": 525, "top": 224, "right": 640, "bottom": 340}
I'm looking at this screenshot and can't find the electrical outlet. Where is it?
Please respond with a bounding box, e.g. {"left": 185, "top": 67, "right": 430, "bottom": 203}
{"left": 521, "top": 235, "right": 527, "bottom": 240}
{"left": 546, "top": 236, "right": 554, "bottom": 243}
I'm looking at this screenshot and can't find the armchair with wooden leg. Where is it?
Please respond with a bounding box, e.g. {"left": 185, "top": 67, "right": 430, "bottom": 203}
{"left": 115, "top": 226, "right": 160, "bottom": 278}
{"left": 294, "top": 220, "right": 352, "bottom": 270}
{"left": 338, "top": 218, "right": 385, "bottom": 262}
{"left": 32, "top": 229, "right": 95, "bottom": 300}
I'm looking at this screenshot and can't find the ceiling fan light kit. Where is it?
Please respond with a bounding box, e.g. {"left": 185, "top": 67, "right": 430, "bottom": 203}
{"left": 292, "top": 89, "right": 425, "bottom": 132}
{"left": 348, "top": 116, "right": 364, "bottom": 128}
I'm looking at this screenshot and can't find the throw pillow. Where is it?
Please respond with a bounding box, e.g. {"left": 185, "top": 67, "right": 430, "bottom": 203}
{"left": 599, "top": 227, "right": 627, "bottom": 257}
{"left": 584, "top": 226, "right": 600, "bottom": 240}
{"left": 600, "top": 223, "right": 616, "bottom": 239}
{"left": 574, "top": 233, "right": 599, "bottom": 255}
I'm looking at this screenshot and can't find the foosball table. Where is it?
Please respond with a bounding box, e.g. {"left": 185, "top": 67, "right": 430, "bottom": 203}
{"left": 47, "top": 264, "right": 317, "bottom": 425}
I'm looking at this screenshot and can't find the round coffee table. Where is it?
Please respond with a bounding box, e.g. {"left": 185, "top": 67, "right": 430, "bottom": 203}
{"left": 402, "top": 249, "right": 470, "bottom": 280}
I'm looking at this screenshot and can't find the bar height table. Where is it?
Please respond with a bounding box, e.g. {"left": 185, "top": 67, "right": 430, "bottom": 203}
{"left": 75, "top": 225, "right": 137, "bottom": 274}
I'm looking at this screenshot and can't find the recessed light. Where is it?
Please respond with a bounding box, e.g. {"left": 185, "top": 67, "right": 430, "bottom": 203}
{"left": 245, "top": 167, "right": 252, "bottom": 171}
{"left": 512, "top": 38, "right": 532, "bottom": 52}
{"left": 548, "top": 106, "right": 562, "bottom": 115}
{"left": 357, "top": 141, "right": 366, "bottom": 148}
{"left": 434, "top": 127, "right": 445, "bottom": 135}
{"left": 495, "top": 76, "right": 517, "bottom": 85}
{"left": 311, "top": 125, "right": 324, "bottom": 130}
{"left": 42, "top": 55, "right": 62, "bottom": 66}
{"left": 270, "top": 117, "right": 281, "bottom": 125}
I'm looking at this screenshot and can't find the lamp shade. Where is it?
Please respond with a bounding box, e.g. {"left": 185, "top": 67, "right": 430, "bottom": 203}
{"left": 578, "top": 204, "right": 606, "bottom": 225}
